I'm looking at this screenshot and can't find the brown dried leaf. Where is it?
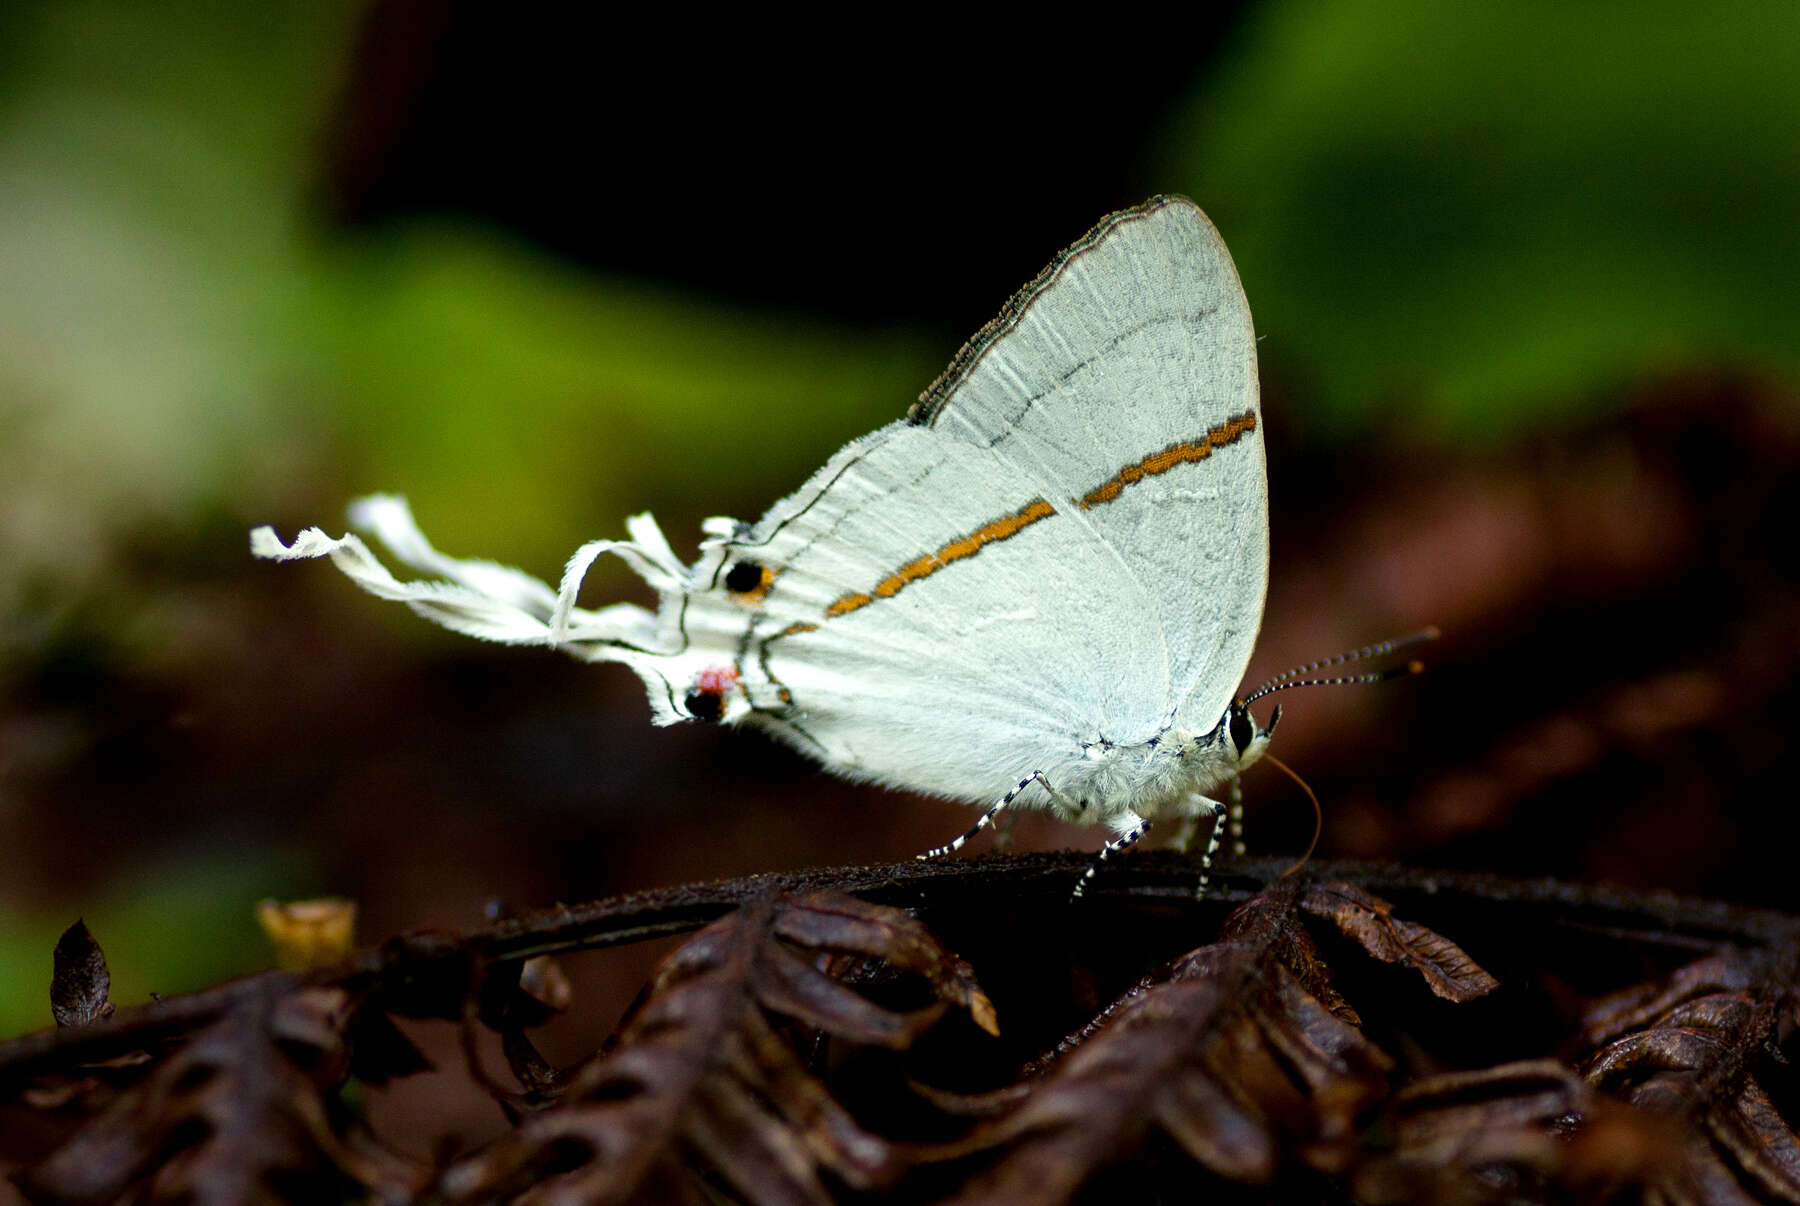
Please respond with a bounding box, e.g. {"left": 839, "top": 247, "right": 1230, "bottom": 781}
{"left": 1301, "top": 882, "right": 1501, "bottom": 1001}
{"left": 518, "top": 954, "right": 573, "bottom": 1015}
{"left": 1585, "top": 955, "right": 1800, "bottom": 1204}
{"left": 15, "top": 860, "right": 1798, "bottom": 1201}
{"left": 478, "top": 950, "right": 578, "bottom": 1103}
{"left": 931, "top": 886, "right": 1398, "bottom": 1203}
{"left": 345, "top": 1006, "right": 434, "bottom": 1086}
{"left": 1717, "top": 1078, "right": 1800, "bottom": 1204}
{"left": 439, "top": 891, "right": 991, "bottom": 1205}
{"left": 50, "top": 920, "right": 112, "bottom": 1029}
{"left": 1581, "top": 951, "right": 1756, "bottom": 1045}
{"left": 1353, "top": 1060, "right": 1683, "bottom": 1203}
{"left": 773, "top": 893, "right": 999, "bottom": 1036}
{"left": 15, "top": 985, "right": 418, "bottom": 1205}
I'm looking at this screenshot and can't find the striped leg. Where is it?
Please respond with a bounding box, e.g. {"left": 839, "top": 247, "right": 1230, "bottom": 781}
{"left": 1071, "top": 814, "right": 1149, "bottom": 900}
{"left": 1195, "top": 795, "right": 1227, "bottom": 901}
{"left": 917, "top": 771, "right": 1046, "bottom": 860}
{"left": 1226, "top": 775, "right": 1246, "bottom": 858}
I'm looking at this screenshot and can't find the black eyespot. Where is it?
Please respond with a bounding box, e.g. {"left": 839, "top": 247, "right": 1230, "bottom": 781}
{"left": 684, "top": 690, "right": 724, "bottom": 722}
{"left": 724, "top": 561, "right": 763, "bottom": 594}
{"left": 1228, "top": 703, "right": 1256, "bottom": 757}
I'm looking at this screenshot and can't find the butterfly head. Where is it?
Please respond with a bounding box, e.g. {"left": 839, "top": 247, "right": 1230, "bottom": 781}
{"left": 1220, "top": 699, "right": 1281, "bottom": 772}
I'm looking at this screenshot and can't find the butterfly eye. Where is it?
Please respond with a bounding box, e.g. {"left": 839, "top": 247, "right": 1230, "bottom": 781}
{"left": 1228, "top": 702, "right": 1256, "bottom": 757}
{"left": 724, "top": 561, "right": 764, "bottom": 594}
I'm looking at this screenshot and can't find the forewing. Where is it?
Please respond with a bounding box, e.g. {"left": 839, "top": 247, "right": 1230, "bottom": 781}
{"left": 911, "top": 196, "right": 1267, "bottom": 721}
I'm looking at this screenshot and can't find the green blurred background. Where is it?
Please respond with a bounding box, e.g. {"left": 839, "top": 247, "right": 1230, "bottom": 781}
{"left": 1, "top": 0, "right": 1797, "bottom": 1081}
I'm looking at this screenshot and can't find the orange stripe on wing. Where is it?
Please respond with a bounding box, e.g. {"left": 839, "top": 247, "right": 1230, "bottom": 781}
{"left": 1077, "top": 410, "right": 1257, "bottom": 509}
{"left": 822, "top": 411, "right": 1255, "bottom": 619}
{"left": 825, "top": 591, "right": 873, "bottom": 618}
{"left": 825, "top": 497, "right": 1056, "bottom": 618}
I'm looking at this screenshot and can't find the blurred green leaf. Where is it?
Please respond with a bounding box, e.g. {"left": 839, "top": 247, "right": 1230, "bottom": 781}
{"left": 1162, "top": 2, "right": 1800, "bottom": 435}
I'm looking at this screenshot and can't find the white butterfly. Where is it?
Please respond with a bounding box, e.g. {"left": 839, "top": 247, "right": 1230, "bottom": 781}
{"left": 254, "top": 196, "right": 1415, "bottom": 895}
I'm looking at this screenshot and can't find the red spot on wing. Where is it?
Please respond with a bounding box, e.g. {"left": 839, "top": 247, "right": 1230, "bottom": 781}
{"left": 693, "top": 666, "right": 740, "bottom": 696}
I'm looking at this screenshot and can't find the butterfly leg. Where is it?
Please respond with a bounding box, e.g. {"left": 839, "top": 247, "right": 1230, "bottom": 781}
{"left": 917, "top": 771, "right": 1047, "bottom": 861}
{"left": 1071, "top": 813, "right": 1150, "bottom": 901}
{"left": 1191, "top": 794, "right": 1228, "bottom": 901}
{"left": 1226, "top": 775, "right": 1246, "bottom": 858}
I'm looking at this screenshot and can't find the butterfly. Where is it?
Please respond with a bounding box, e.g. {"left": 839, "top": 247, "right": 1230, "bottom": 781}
{"left": 253, "top": 196, "right": 1425, "bottom": 896}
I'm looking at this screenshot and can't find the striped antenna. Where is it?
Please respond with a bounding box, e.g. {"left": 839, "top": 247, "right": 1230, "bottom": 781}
{"left": 1241, "top": 627, "right": 1439, "bottom": 707}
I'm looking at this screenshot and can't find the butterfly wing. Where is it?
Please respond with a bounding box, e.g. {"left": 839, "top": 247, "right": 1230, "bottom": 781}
{"left": 686, "top": 197, "right": 1265, "bottom": 805}
{"left": 909, "top": 195, "right": 1267, "bottom": 723}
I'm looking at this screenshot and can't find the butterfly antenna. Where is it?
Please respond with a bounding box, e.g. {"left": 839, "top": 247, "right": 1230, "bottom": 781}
{"left": 1264, "top": 753, "right": 1321, "bottom": 878}
{"left": 1241, "top": 626, "right": 1439, "bottom": 707}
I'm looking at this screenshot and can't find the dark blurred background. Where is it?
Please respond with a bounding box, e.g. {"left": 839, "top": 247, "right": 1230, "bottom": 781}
{"left": 2, "top": 0, "right": 1798, "bottom": 1156}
